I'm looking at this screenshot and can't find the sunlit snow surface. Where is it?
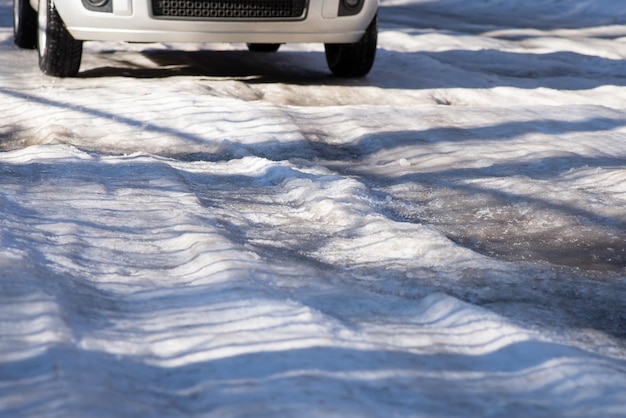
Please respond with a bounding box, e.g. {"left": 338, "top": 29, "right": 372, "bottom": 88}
{"left": 1, "top": 0, "right": 626, "bottom": 416}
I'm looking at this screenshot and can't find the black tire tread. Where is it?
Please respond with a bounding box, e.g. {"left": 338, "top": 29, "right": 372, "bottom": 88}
{"left": 14, "top": 0, "right": 38, "bottom": 49}
{"left": 38, "top": 0, "right": 83, "bottom": 77}
{"left": 325, "top": 13, "right": 378, "bottom": 78}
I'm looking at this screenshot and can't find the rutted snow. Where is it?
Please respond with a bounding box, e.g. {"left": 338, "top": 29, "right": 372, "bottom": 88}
{"left": 1, "top": 0, "right": 626, "bottom": 416}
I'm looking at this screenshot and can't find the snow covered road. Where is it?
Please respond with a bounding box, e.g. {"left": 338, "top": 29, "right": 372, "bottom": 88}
{"left": 1, "top": 0, "right": 626, "bottom": 416}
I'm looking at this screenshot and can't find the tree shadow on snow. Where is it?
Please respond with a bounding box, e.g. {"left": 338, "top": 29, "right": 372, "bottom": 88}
{"left": 378, "top": 2, "right": 626, "bottom": 35}
{"left": 0, "top": 4, "right": 12, "bottom": 29}
{"left": 2, "top": 86, "right": 625, "bottom": 277}
{"left": 312, "top": 126, "right": 626, "bottom": 275}
{"left": 2, "top": 325, "right": 625, "bottom": 416}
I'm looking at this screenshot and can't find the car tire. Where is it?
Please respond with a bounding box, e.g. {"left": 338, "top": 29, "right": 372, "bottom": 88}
{"left": 13, "top": 0, "right": 38, "bottom": 49}
{"left": 324, "top": 13, "right": 377, "bottom": 77}
{"left": 247, "top": 43, "right": 281, "bottom": 53}
{"left": 37, "top": 0, "right": 82, "bottom": 77}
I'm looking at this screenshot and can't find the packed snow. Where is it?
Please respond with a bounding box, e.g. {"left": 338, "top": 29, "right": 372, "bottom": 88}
{"left": 1, "top": 0, "right": 626, "bottom": 416}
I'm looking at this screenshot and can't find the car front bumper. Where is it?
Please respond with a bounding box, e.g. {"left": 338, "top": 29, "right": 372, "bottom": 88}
{"left": 51, "top": 0, "right": 378, "bottom": 44}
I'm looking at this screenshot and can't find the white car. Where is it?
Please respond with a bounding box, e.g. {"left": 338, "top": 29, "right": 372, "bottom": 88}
{"left": 13, "top": 0, "right": 378, "bottom": 77}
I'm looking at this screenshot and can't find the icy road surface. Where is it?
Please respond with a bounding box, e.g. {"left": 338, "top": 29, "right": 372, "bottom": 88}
{"left": 1, "top": 0, "right": 626, "bottom": 416}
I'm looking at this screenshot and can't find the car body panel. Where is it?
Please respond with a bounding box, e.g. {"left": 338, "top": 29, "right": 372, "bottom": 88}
{"left": 34, "top": 0, "right": 377, "bottom": 44}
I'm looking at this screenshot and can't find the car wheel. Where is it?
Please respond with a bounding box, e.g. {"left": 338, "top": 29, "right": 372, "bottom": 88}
{"left": 37, "top": 0, "right": 82, "bottom": 77}
{"left": 247, "top": 43, "right": 281, "bottom": 53}
{"left": 13, "top": 0, "right": 38, "bottom": 49}
{"left": 325, "top": 13, "right": 377, "bottom": 77}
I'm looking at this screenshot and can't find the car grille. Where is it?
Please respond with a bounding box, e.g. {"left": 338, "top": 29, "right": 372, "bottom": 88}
{"left": 151, "top": 0, "right": 307, "bottom": 20}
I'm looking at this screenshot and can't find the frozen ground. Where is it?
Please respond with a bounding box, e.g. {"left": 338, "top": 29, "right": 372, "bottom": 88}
{"left": 1, "top": 0, "right": 626, "bottom": 416}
